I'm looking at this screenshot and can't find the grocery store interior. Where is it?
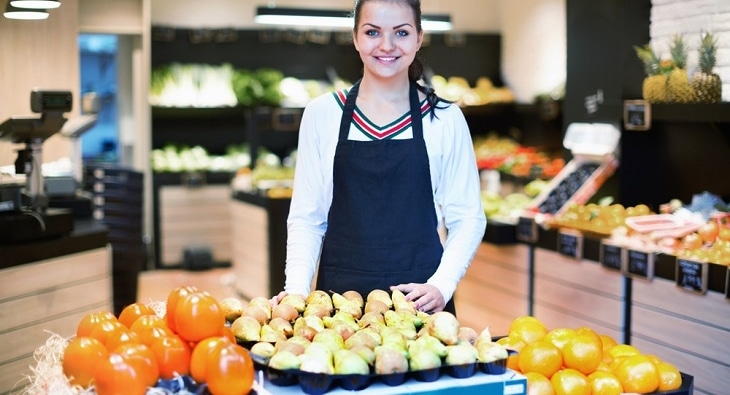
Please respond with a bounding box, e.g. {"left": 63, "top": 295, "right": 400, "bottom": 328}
{"left": 1, "top": 0, "right": 729, "bottom": 394}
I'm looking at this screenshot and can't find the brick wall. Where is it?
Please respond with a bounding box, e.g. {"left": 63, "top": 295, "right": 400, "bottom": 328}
{"left": 650, "top": 0, "right": 730, "bottom": 101}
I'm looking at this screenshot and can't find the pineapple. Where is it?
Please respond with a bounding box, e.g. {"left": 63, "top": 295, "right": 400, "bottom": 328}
{"left": 691, "top": 32, "right": 722, "bottom": 103}
{"left": 666, "top": 34, "right": 694, "bottom": 103}
{"left": 634, "top": 44, "right": 667, "bottom": 103}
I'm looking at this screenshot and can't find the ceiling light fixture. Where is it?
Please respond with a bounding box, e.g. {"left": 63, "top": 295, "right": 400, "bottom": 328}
{"left": 9, "top": 0, "right": 60, "bottom": 9}
{"left": 4, "top": 3, "right": 49, "bottom": 19}
{"left": 254, "top": 6, "right": 452, "bottom": 32}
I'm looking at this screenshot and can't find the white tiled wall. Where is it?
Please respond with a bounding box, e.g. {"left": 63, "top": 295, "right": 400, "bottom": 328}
{"left": 650, "top": 0, "right": 730, "bottom": 100}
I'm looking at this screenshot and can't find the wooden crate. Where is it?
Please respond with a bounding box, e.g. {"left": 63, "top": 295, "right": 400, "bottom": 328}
{"left": 231, "top": 200, "right": 269, "bottom": 300}
{"left": 0, "top": 247, "right": 112, "bottom": 394}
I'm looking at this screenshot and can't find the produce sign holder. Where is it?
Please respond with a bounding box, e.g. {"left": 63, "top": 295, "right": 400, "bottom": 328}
{"left": 526, "top": 122, "right": 620, "bottom": 220}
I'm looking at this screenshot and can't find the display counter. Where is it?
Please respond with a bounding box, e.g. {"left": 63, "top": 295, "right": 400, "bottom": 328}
{"left": 231, "top": 190, "right": 290, "bottom": 299}
{"left": 0, "top": 219, "right": 111, "bottom": 393}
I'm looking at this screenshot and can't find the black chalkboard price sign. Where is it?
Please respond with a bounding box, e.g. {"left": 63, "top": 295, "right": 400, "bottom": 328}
{"left": 676, "top": 257, "right": 708, "bottom": 294}
{"left": 726, "top": 267, "right": 730, "bottom": 299}
{"left": 624, "top": 249, "right": 654, "bottom": 280}
{"left": 557, "top": 229, "right": 582, "bottom": 260}
{"left": 600, "top": 241, "right": 624, "bottom": 271}
{"left": 516, "top": 216, "right": 538, "bottom": 243}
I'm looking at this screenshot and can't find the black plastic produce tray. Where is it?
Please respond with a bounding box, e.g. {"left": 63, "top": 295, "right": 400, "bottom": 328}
{"left": 249, "top": 350, "right": 516, "bottom": 395}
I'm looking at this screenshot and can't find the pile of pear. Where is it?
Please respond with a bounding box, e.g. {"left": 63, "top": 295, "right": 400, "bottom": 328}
{"left": 218, "top": 289, "right": 509, "bottom": 377}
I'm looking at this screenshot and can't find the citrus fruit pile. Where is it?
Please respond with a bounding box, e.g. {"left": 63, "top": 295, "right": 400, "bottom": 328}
{"left": 497, "top": 316, "right": 682, "bottom": 395}
{"left": 61, "top": 286, "right": 254, "bottom": 395}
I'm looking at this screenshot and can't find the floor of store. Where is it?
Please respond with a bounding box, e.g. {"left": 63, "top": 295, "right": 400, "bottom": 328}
{"left": 136, "top": 267, "right": 240, "bottom": 305}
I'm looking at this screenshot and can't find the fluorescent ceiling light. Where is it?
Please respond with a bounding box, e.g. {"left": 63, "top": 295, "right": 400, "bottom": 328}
{"left": 255, "top": 6, "right": 452, "bottom": 32}
{"left": 10, "top": 0, "right": 60, "bottom": 9}
{"left": 4, "top": 4, "right": 49, "bottom": 19}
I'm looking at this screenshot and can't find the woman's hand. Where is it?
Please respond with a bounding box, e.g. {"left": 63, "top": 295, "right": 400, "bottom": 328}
{"left": 270, "top": 290, "right": 287, "bottom": 307}
{"left": 390, "top": 283, "right": 445, "bottom": 313}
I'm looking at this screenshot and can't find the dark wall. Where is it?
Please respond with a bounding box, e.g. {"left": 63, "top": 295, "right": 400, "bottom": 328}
{"left": 151, "top": 29, "right": 503, "bottom": 86}
{"left": 565, "top": 0, "right": 730, "bottom": 209}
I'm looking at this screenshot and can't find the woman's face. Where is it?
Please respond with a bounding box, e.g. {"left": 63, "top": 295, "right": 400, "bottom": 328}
{"left": 353, "top": 1, "right": 423, "bottom": 81}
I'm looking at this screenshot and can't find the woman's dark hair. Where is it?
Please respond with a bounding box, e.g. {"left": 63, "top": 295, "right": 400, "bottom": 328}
{"left": 352, "top": 0, "right": 449, "bottom": 120}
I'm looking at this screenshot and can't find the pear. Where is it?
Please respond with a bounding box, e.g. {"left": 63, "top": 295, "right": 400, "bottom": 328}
{"left": 303, "top": 303, "right": 332, "bottom": 318}
{"left": 364, "top": 300, "right": 390, "bottom": 315}
{"left": 427, "top": 311, "right": 460, "bottom": 345}
{"left": 366, "top": 289, "right": 393, "bottom": 309}
{"left": 248, "top": 296, "right": 273, "bottom": 319}
{"left": 260, "top": 324, "right": 287, "bottom": 343}
{"left": 384, "top": 310, "right": 417, "bottom": 340}
{"left": 250, "top": 341, "right": 276, "bottom": 359}
{"left": 391, "top": 289, "right": 417, "bottom": 314}
{"left": 408, "top": 334, "right": 447, "bottom": 358}
{"left": 476, "top": 341, "right": 508, "bottom": 363}
{"left": 330, "top": 321, "right": 356, "bottom": 342}
{"left": 327, "top": 310, "right": 358, "bottom": 327}
{"left": 242, "top": 305, "right": 270, "bottom": 326}
{"left": 280, "top": 293, "right": 307, "bottom": 313}
{"left": 275, "top": 340, "right": 306, "bottom": 356}
{"left": 312, "top": 328, "right": 345, "bottom": 352}
{"left": 334, "top": 349, "right": 370, "bottom": 375}
{"left": 445, "top": 343, "right": 478, "bottom": 366}
{"left": 269, "top": 317, "right": 294, "bottom": 337}
{"left": 349, "top": 344, "right": 376, "bottom": 366}
{"left": 374, "top": 347, "right": 408, "bottom": 374}
{"left": 230, "top": 315, "right": 261, "bottom": 342}
{"left": 303, "top": 341, "right": 334, "bottom": 360}
{"left": 345, "top": 329, "right": 381, "bottom": 350}
{"left": 457, "top": 326, "right": 479, "bottom": 345}
{"left": 359, "top": 311, "right": 385, "bottom": 328}
{"left": 342, "top": 290, "right": 364, "bottom": 308}
{"left": 293, "top": 323, "right": 318, "bottom": 342}
{"left": 475, "top": 326, "right": 493, "bottom": 345}
{"left": 298, "top": 353, "right": 334, "bottom": 374}
{"left": 272, "top": 302, "right": 299, "bottom": 323}
{"left": 306, "top": 290, "right": 333, "bottom": 309}
{"left": 379, "top": 326, "right": 407, "bottom": 352}
{"left": 281, "top": 336, "right": 310, "bottom": 353}
{"left": 218, "top": 297, "right": 244, "bottom": 322}
{"left": 338, "top": 300, "right": 363, "bottom": 319}
{"left": 294, "top": 315, "right": 325, "bottom": 333}
{"left": 268, "top": 350, "right": 301, "bottom": 371}
{"left": 408, "top": 347, "right": 442, "bottom": 371}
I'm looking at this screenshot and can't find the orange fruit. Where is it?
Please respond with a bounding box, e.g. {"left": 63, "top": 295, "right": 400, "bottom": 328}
{"left": 682, "top": 232, "right": 703, "bottom": 250}
{"left": 697, "top": 221, "right": 719, "bottom": 243}
{"left": 588, "top": 370, "right": 623, "bottom": 395}
{"left": 518, "top": 340, "right": 563, "bottom": 379}
{"left": 509, "top": 316, "right": 547, "bottom": 333}
{"left": 189, "top": 336, "right": 231, "bottom": 384}
{"left": 88, "top": 319, "right": 127, "bottom": 348}
{"left": 497, "top": 335, "right": 526, "bottom": 372}
{"left": 62, "top": 336, "right": 109, "bottom": 388}
{"left": 113, "top": 343, "right": 160, "bottom": 387}
{"left": 655, "top": 361, "right": 682, "bottom": 391}
{"left": 524, "top": 371, "right": 556, "bottom": 395}
{"left": 118, "top": 302, "right": 157, "bottom": 329}
{"left": 76, "top": 310, "right": 117, "bottom": 338}
{"left": 545, "top": 327, "right": 577, "bottom": 351}
{"left": 94, "top": 353, "right": 149, "bottom": 395}
{"left": 613, "top": 354, "right": 659, "bottom": 393}
{"left": 607, "top": 344, "right": 640, "bottom": 360}
{"left": 150, "top": 334, "right": 192, "bottom": 379}
{"left": 574, "top": 327, "right": 602, "bottom": 345}
{"left": 718, "top": 227, "right": 730, "bottom": 241}
{"left": 174, "top": 291, "right": 226, "bottom": 342}
{"left": 205, "top": 343, "right": 255, "bottom": 395}
{"left": 164, "top": 285, "right": 199, "bottom": 333}
{"left": 562, "top": 334, "right": 603, "bottom": 375}
{"left": 510, "top": 320, "right": 548, "bottom": 345}
{"left": 551, "top": 368, "right": 591, "bottom": 395}
{"left": 598, "top": 334, "right": 617, "bottom": 353}
{"left": 129, "top": 314, "right": 172, "bottom": 346}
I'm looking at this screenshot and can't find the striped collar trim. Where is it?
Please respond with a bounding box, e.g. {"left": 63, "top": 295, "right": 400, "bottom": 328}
{"left": 334, "top": 89, "right": 430, "bottom": 140}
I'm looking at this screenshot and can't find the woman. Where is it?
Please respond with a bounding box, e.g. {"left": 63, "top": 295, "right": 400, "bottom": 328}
{"left": 279, "top": 0, "right": 485, "bottom": 314}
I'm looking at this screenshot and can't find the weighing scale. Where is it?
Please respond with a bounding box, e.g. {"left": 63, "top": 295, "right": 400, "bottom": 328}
{"left": 0, "top": 90, "right": 91, "bottom": 243}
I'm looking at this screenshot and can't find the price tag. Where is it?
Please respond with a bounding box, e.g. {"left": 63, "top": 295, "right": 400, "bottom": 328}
{"left": 516, "top": 216, "right": 538, "bottom": 243}
{"left": 600, "top": 240, "right": 624, "bottom": 272}
{"left": 557, "top": 229, "right": 582, "bottom": 260}
{"left": 624, "top": 249, "right": 654, "bottom": 280}
{"left": 676, "top": 257, "right": 708, "bottom": 294}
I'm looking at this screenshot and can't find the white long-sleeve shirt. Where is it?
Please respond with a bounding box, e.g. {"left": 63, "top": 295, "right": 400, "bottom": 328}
{"left": 284, "top": 88, "right": 487, "bottom": 304}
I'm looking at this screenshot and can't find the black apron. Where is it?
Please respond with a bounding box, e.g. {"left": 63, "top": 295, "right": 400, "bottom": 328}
{"left": 316, "top": 80, "right": 455, "bottom": 314}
